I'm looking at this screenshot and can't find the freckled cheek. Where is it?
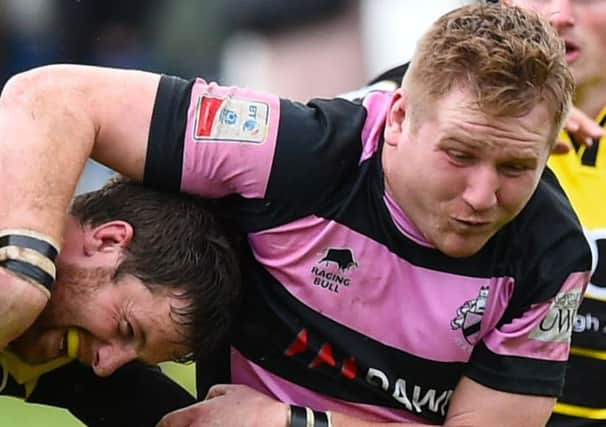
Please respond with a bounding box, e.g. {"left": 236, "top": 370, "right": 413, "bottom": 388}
{"left": 430, "top": 170, "right": 466, "bottom": 200}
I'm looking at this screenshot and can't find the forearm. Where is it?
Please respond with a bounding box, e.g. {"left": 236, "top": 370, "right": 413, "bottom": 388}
{"left": 308, "top": 409, "right": 543, "bottom": 427}
{"left": 0, "top": 269, "right": 48, "bottom": 350}
{"left": 0, "top": 66, "right": 98, "bottom": 345}
{"left": 331, "top": 411, "right": 435, "bottom": 427}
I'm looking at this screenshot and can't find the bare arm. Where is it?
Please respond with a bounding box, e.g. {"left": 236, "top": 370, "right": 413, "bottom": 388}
{"left": 0, "top": 269, "right": 48, "bottom": 349}
{"left": 335, "top": 376, "right": 554, "bottom": 426}
{"left": 157, "top": 377, "right": 555, "bottom": 427}
{"left": 0, "top": 64, "right": 161, "bottom": 348}
{"left": 443, "top": 376, "right": 554, "bottom": 426}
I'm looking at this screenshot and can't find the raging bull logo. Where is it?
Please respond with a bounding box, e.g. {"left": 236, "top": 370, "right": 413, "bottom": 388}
{"left": 320, "top": 248, "right": 358, "bottom": 271}
{"left": 311, "top": 248, "right": 358, "bottom": 294}
{"left": 451, "top": 286, "right": 490, "bottom": 345}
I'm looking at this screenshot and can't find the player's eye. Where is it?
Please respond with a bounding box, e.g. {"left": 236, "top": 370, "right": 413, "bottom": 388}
{"left": 119, "top": 319, "right": 134, "bottom": 339}
{"left": 499, "top": 163, "right": 532, "bottom": 177}
{"left": 446, "top": 149, "right": 473, "bottom": 165}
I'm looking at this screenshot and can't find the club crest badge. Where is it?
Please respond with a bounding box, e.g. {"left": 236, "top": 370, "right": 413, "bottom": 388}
{"left": 451, "top": 286, "right": 490, "bottom": 345}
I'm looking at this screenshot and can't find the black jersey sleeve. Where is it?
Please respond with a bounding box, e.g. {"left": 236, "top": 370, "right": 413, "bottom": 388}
{"left": 145, "top": 76, "right": 368, "bottom": 215}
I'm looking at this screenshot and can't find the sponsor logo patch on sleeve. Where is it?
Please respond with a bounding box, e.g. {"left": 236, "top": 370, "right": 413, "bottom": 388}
{"left": 529, "top": 288, "right": 583, "bottom": 343}
{"left": 193, "top": 95, "right": 269, "bottom": 144}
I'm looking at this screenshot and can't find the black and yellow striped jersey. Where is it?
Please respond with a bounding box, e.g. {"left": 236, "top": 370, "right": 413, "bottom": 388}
{"left": 548, "top": 107, "right": 606, "bottom": 427}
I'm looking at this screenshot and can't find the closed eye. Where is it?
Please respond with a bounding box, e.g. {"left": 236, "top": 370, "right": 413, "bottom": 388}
{"left": 446, "top": 149, "right": 473, "bottom": 165}
{"left": 119, "top": 319, "right": 134, "bottom": 339}
{"left": 499, "top": 163, "right": 533, "bottom": 177}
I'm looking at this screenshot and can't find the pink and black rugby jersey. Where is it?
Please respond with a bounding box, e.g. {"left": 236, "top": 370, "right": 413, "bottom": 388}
{"left": 144, "top": 76, "right": 592, "bottom": 424}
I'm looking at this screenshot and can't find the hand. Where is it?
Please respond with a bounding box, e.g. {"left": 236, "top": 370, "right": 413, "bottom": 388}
{"left": 156, "top": 384, "right": 289, "bottom": 427}
{"left": 552, "top": 105, "right": 603, "bottom": 154}
{"left": 0, "top": 268, "right": 49, "bottom": 350}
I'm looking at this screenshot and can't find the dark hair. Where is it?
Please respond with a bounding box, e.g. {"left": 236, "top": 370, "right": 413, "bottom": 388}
{"left": 70, "top": 176, "right": 241, "bottom": 361}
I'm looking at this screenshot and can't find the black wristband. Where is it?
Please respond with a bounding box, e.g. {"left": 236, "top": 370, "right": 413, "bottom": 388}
{"left": 314, "top": 411, "right": 329, "bottom": 427}
{"left": 289, "top": 405, "right": 332, "bottom": 427}
{"left": 0, "top": 258, "right": 54, "bottom": 291}
{"left": 290, "top": 405, "right": 307, "bottom": 427}
{"left": 0, "top": 234, "right": 58, "bottom": 261}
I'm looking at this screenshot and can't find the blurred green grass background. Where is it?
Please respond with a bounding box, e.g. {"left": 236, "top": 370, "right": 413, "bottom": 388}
{"left": 0, "top": 362, "right": 197, "bottom": 426}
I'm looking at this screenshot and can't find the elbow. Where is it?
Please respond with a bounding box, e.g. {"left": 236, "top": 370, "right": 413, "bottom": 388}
{"left": 2, "top": 66, "right": 53, "bottom": 100}
{"left": 1, "top": 65, "right": 87, "bottom": 110}
{"left": 0, "top": 64, "right": 99, "bottom": 156}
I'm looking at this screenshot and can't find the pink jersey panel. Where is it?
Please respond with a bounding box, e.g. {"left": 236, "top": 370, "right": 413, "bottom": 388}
{"left": 181, "top": 79, "right": 280, "bottom": 198}
{"left": 360, "top": 92, "right": 392, "bottom": 164}
{"left": 230, "top": 349, "right": 430, "bottom": 424}
{"left": 248, "top": 215, "right": 515, "bottom": 362}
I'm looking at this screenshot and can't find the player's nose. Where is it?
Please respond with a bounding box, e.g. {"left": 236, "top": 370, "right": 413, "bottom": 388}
{"left": 92, "top": 343, "right": 137, "bottom": 377}
{"left": 549, "top": 0, "right": 575, "bottom": 31}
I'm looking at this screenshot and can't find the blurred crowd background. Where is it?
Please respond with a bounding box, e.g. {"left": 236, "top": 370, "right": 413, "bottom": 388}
{"left": 0, "top": 0, "right": 470, "bottom": 425}
{"left": 0, "top": 0, "right": 470, "bottom": 195}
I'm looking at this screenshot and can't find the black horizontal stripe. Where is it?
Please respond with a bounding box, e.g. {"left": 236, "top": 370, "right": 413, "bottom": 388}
{"left": 466, "top": 341, "right": 566, "bottom": 396}
{"left": 557, "top": 355, "right": 606, "bottom": 408}
{"left": 264, "top": 98, "right": 366, "bottom": 209}
{"left": 0, "top": 259, "right": 54, "bottom": 291}
{"left": 0, "top": 234, "right": 58, "bottom": 261}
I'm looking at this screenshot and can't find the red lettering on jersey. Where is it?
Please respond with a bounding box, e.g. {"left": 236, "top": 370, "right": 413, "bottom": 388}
{"left": 284, "top": 329, "right": 308, "bottom": 356}
{"left": 341, "top": 356, "right": 358, "bottom": 380}
{"left": 309, "top": 343, "right": 336, "bottom": 369}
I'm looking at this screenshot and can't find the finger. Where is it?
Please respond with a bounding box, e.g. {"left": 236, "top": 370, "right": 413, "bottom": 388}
{"left": 576, "top": 117, "right": 603, "bottom": 140}
{"left": 205, "top": 383, "right": 232, "bottom": 400}
{"left": 552, "top": 140, "right": 572, "bottom": 154}
{"left": 587, "top": 124, "right": 604, "bottom": 140}
{"left": 567, "top": 114, "right": 602, "bottom": 144}
{"left": 156, "top": 408, "right": 196, "bottom": 427}
{"left": 565, "top": 118, "right": 580, "bottom": 133}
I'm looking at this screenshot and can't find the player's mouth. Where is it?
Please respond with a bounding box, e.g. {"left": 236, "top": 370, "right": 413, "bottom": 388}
{"left": 58, "top": 328, "right": 80, "bottom": 359}
{"left": 451, "top": 217, "right": 492, "bottom": 232}
{"left": 564, "top": 40, "right": 580, "bottom": 64}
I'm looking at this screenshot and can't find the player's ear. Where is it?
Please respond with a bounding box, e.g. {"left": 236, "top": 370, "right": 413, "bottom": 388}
{"left": 82, "top": 221, "right": 134, "bottom": 255}
{"left": 384, "top": 88, "right": 408, "bottom": 147}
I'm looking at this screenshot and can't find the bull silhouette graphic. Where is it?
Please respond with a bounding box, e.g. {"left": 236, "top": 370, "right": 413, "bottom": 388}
{"left": 319, "top": 248, "right": 358, "bottom": 272}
